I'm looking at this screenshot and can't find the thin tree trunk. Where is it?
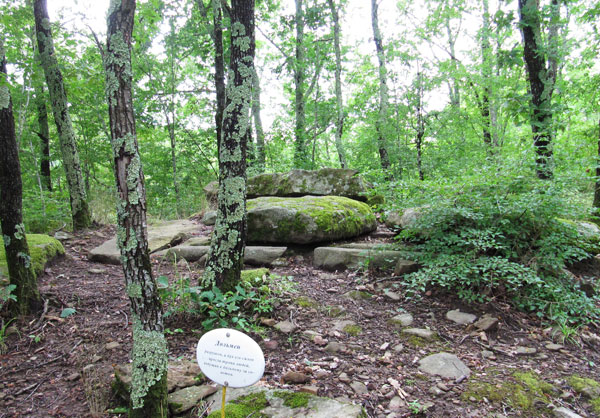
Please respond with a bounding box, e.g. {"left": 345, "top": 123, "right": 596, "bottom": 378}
{"left": 252, "top": 70, "right": 266, "bottom": 172}
{"left": 213, "top": 0, "right": 226, "bottom": 157}
{"left": 446, "top": 22, "right": 461, "bottom": 108}
{"left": 0, "top": 43, "right": 41, "bottom": 316}
{"left": 481, "top": 0, "right": 492, "bottom": 150}
{"left": 105, "top": 1, "right": 167, "bottom": 415}
{"left": 35, "top": 84, "right": 52, "bottom": 191}
{"left": 33, "top": 0, "right": 91, "bottom": 229}
{"left": 594, "top": 118, "right": 600, "bottom": 213}
{"left": 416, "top": 71, "right": 425, "bottom": 181}
{"left": 294, "top": 0, "right": 309, "bottom": 168}
{"left": 327, "top": 0, "right": 347, "bottom": 168}
{"left": 518, "top": 0, "right": 555, "bottom": 179}
{"left": 203, "top": 0, "right": 255, "bottom": 292}
{"left": 371, "top": 0, "right": 390, "bottom": 171}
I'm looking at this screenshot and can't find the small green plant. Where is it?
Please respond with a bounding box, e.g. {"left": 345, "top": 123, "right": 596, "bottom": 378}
{"left": 0, "top": 284, "right": 17, "bottom": 311}
{"left": 408, "top": 399, "right": 423, "bottom": 415}
{"left": 0, "top": 318, "right": 15, "bottom": 354}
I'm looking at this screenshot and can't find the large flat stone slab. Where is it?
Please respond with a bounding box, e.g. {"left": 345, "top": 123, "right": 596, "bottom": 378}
{"left": 418, "top": 352, "right": 471, "bottom": 379}
{"left": 155, "top": 245, "right": 287, "bottom": 266}
{"left": 313, "top": 246, "right": 417, "bottom": 271}
{"left": 204, "top": 385, "right": 365, "bottom": 417}
{"left": 89, "top": 220, "right": 198, "bottom": 264}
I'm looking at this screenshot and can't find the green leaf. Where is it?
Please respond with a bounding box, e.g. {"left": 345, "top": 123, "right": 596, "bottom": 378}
{"left": 60, "top": 308, "right": 77, "bottom": 318}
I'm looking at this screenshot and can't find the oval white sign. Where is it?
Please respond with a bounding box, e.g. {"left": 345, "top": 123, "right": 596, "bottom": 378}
{"left": 196, "top": 328, "right": 265, "bottom": 388}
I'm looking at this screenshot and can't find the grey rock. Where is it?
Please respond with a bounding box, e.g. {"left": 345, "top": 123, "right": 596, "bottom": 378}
{"left": 388, "top": 313, "right": 414, "bottom": 328}
{"left": 282, "top": 371, "right": 310, "bottom": 384}
{"left": 394, "top": 259, "right": 420, "bottom": 276}
{"left": 324, "top": 342, "right": 346, "bottom": 353}
{"left": 244, "top": 246, "right": 288, "bottom": 266}
{"left": 105, "top": 341, "right": 120, "bottom": 350}
{"left": 553, "top": 407, "right": 584, "bottom": 418}
{"left": 418, "top": 352, "right": 471, "bottom": 379}
{"left": 383, "top": 290, "right": 401, "bottom": 301}
{"left": 168, "top": 385, "right": 217, "bottom": 414}
{"left": 384, "top": 211, "right": 403, "bottom": 230}
{"left": 399, "top": 207, "right": 428, "bottom": 229}
{"left": 314, "top": 247, "right": 414, "bottom": 272}
{"left": 402, "top": 328, "right": 436, "bottom": 340}
{"left": 388, "top": 396, "right": 405, "bottom": 411}
{"left": 274, "top": 320, "right": 297, "bottom": 334}
{"left": 182, "top": 236, "right": 212, "bottom": 246}
{"left": 515, "top": 346, "right": 537, "bottom": 356}
{"left": 167, "top": 360, "right": 204, "bottom": 392}
{"left": 332, "top": 320, "right": 357, "bottom": 332}
{"left": 474, "top": 315, "right": 499, "bottom": 331}
{"left": 350, "top": 381, "right": 368, "bottom": 396}
{"left": 164, "top": 245, "right": 210, "bottom": 262}
{"left": 446, "top": 309, "right": 477, "bottom": 325}
{"left": 88, "top": 268, "right": 106, "bottom": 275}
{"left": 53, "top": 231, "right": 72, "bottom": 240}
{"left": 202, "top": 211, "right": 217, "bottom": 225}
{"left": 247, "top": 196, "right": 376, "bottom": 245}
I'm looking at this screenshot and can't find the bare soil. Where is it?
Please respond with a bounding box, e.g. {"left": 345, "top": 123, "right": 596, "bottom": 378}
{"left": 1, "top": 222, "right": 599, "bottom": 418}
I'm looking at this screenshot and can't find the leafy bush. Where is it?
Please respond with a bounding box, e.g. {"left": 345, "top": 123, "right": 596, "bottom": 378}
{"left": 397, "top": 176, "right": 599, "bottom": 325}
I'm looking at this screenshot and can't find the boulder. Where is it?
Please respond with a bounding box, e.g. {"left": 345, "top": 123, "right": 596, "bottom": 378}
{"left": 89, "top": 220, "right": 198, "bottom": 265}
{"left": 204, "top": 168, "right": 372, "bottom": 206}
{"left": 313, "top": 246, "right": 417, "bottom": 272}
{"left": 246, "top": 196, "right": 376, "bottom": 245}
{"left": 418, "top": 352, "right": 471, "bottom": 379}
{"left": 156, "top": 245, "right": 287, "bottom": 267}
{"left": 0, "top": 234, "right": 65, "bottom": 282}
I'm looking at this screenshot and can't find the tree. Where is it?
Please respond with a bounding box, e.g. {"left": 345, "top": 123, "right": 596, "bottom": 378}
{"left": 518, "top": 0, "right": 560, "bottom": 179}
{"left": 0, "top": 40, "right": 41, "bottom": 316}
{"left": 252, "top": 70, "right": 266, "bottom": 172}
{"left": 104, "top": 0, "right": 167, "bottom": 415}
{"left": 294, "top": 0, "right": 309, "bottom": 168}
{"left": 33, "top": 0, "right": 92, "bottom": 229}
{"left": 370, "top": 0, "right": 390, "bottom": 170}
{"left": 203, "top": 0, "right": 255, "bottom": 292}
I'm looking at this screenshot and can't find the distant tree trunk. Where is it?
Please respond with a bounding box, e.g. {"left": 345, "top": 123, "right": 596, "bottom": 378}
{"left": 594, "top": 119, "right": 600, "bottom": 213}
{"left": 213, "top": 0, "right": 226, "bottom": 157}
{"left": 0, "top": 44, "right": 42, "bottom": 316}
{"left": 203, "top": 0, "right": 255, "bottom": 292}
{"left": 166, "top": 22, "right": 181, "bottom": 217}
{"left": 252, "top": 71, "right": 266, "bottom": 172}
{"left": 34, "top": 83, "right": 52, "bottom": 191}
{"left": 327, "top": 0, "right": 347, "bottom": 168}
{"left": 480, "top": 0, "right": 492, "bottom": 150}
{"left": 294, "top": 0, "right": 309, "bottom": 168}
{"left": 33, "top": 0, "right": 91, "bottom": 229}
{"left": 416, "top": 71, "right": 425, "bottom": 181}
{"left": 446, "top": 23, "right": 461, "bottom": 109}
{"left": 518, "top": 0, "right": 556, "bottom": 179}
{"left": 371, "top": 0, "right": 390, "bottom": 171}
{"left": 105, "top": 1, "right": 167, "bottom": 416}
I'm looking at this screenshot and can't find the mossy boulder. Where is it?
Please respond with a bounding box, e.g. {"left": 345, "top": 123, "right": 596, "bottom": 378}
{"left": 0, "top": 234, "right": 65, "bottom": 282}
{"left": 204, "top": 168, "right": 372, "bottom": 206}
{"left": 246, "top": 196, "right": 377, "bottom": 245}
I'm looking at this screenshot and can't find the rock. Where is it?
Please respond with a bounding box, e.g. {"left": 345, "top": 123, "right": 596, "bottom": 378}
{"left": 182, "top": 236, "right": 212, "bottom": 246}
{"left": 545, "top": 343, "right": 564, "bottom": 351}
{"left": 88, "top": 268, "right": 107, "bottom": 274}
{"left": 300, "top": 386, "right": 319, "bottom": 395}
{"left": 205, "top": 168, "right": 372, "bottom": 205}
{"left": 263, "top": 340, "right": 279, "bottom": 350}
{"left": 428, "top": 386, "right": 444, "bottom": 396}
{"left": 202, "top": 211, "right": 216, "bottom": 225}
{"left": 333, "top": 320, "right": 357, "bottom": 332}
{"left": 260, "top": 318, "right": 276, "bottom": 327}
{"left": 247, "top": 196, "right": 377, "bottom": 245}
{"left": 244, "top": 246, "right": 288, "bottom": 266}
{"left": 350, "top": 381, "right": 368, "bottom": 395}
{"left": 418, "top": 352, "right": 471, "bottom": 379}
{"left": 515, "top": 346, "right": 537, "bottom": 356}
{"left": 274, "top": 320, "right": 297, "bottom": 334}
{"left": 324, "top": 342, "right": 345, "bottom": 353}
{"left": 474, "top": 315, "right": 499, "bottom": 331}
{"left": 168, "top": 385, "right": 217, "bottom": 414}
{"left": 105, "top": 341, "right": 120, "bottom": 350}
{"left": 313, "top": 335, "right": 328, "bottom": 346}
{"left": 553, "top": 407, "right": 584, "bottom": 418}
{"left": 392, "top": 344, "right": 404, "bottom": 352}
{"left": 388, "top": 313, "right": 413, "bottom": 328}
{"left": 164, "top": 245, "right": 210, "bottom": 262}
{"left": 65, "top": 372, "right": 80, "bottom": 382}
{"left": 167, "top": 360, "right": 204, "bottom": 392}
{"left": 90, "top": 220, "right": 197, "bottom": 264}
{"left": 338, "top": 372, "right": 351, "bottom": 383}
{"left": 342, "top": 290, "right": 371, "bottom": 300}
{"left": 446, "top": 309, "right": 477, "bottom": 325}
{"left": 314, "top": 247, "right": 415, "bottom": 272}
{"left": 204, "top": 385, "right": 365, "bottom": 417}
{"left": 383, "top": 290, "right": 401, "bottom": 301}
{"left": 402, "top": 328, "right": 436, "bottom": 340}
{"left": 481, "top": 350, "right": 495, "bottom": 359}
{"left": 394, "top": 259, "right": 420, "bottom": 276}
{"left": 282, "top": 371, "right": 311, "bottom": 384}
{"left": 384, "top": 211, "right": 403, "bottom": 230}
{"left": 53, "top": 231, "right": 72, "bottom": 240}
{"left": 0, "top": 234, "right": 64, "bottom": 280}
{"left": 388, "top": 396, "right": 405, "bottom": 411}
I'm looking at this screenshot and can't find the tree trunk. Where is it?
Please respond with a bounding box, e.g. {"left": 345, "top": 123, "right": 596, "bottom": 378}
{"left": 594, "top": 118, "right": 600, "bottom": 213}
{"left": 0, "top": 43, "right": 42, "bottom": 316}
{"left": 34, "top": 83, "right": 52, "bottom": 191}
{"left": 294, "top": 0, "right": 309, "bottom": 168}
{"left": 105, "top": 1, "right": 168, "bottom": 416}
{"left": 480, "top": 0, "right": 492, "bottom": 149}
{"left": 371, "top": 0, "right": 390, "bottom": 171}
{"left": 252, "top": 70, "right": 266, "bottom": 173}
{"left": 203, "top": 0, "right": 254, "bottom": 292}
{"left": 327, "top": 0, "right": 347, "bottom": 169}
{"left": 518, "top": 0, "right": 554, "bottom": 179}
{"left": 213, "top": 0, "right": 226, "bottom": 158}
{"left": 416, "top": 71, "right": 425, "bottom": 181}
{"left": 33, "top": 0, "right": 91, "bottom": 229}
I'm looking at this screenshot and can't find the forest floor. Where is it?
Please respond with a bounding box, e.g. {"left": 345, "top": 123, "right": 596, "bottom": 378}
{"left": 1, "top": 221, "right": 600, "bottom": 417}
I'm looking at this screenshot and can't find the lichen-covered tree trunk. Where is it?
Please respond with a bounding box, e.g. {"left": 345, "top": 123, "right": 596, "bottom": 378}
{"left": 518, "top": 0, "right": 555, "bottom": 179}
{"left": 370, "top": 0, "right": 390, "bottom": 171}
{"left": 33, "top": 0, "right": 91, "bottom": 229}
{"left": 34, "top": 81, "right": 52, "bottom": 191}
{"left": 0, "top": 43, "right": 41, "bottom": 316}
{"left": 203, "top": 0, "right": 255, "bottom": 292}
{"left": 293, "top": 0, "right": 309, "bottom": 169}
{"left": 327, "top": 0, "right": 347, "bottom": 169}
{"left": 252, "top": 70, "right": 266, "bottom": 173}
{"left": 104, "top": 1, "right": 167, "bottom": 416}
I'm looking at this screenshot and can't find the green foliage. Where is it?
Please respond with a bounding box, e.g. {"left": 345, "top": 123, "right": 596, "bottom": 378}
{"left": 60, "top": 307, "right": 77, "bottom": 318}
{"left": 0, "top": 284, "right": 17, "bottom": 311}
{"left": 0, "top": 318, "right": 15, "bottom": 354}
{"left": 396, "top": 175, "right": 599, "bottom": 325}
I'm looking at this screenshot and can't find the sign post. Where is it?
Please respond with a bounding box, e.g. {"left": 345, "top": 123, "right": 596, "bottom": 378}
{"left": 196, "top": 328, "right": 265, "bottom": 417}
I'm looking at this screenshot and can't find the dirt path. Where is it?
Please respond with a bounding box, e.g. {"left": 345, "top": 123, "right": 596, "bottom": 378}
{"left": 1, "top": 223, "right": 599, "bottom": 417}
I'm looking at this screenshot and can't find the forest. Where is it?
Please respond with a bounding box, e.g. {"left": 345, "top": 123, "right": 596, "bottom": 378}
{"left": 1, "top": 0, "right": 600, "bottom": 417}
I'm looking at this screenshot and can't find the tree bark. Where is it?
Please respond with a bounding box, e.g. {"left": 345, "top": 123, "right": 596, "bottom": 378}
{"left": 327, "top": 0, "right": 347, "bottom": 169}
{"left": 203, "top": 0, "right": 255, "bottom": 292}
{"left": 518, "top": 0, "right": 555, "bottom": 179}
{"left": 105, "top": 1, "right": 167, "bottom": 416}
{"left": 252, "top": 70, "right": 266, "bottom": 172}
{"left": 480, "top": 0, "right": 492, "bottom": 149}
{"left": 294, "top": 0, "right": 309, "bottom": 168}
{"left": 371, "top": 0, "right": 390, "bottom": 171}
{"left": 594, "top": 118, "right": 600, "bottom": 213}
{"left": 0, "top": 43, "right": 42, "bottom": 316}
{"left": 34, "top": 83, "right": 52, "bottom": 191}
{"left": 33, "top": 0, "right": 91, "bottom": 228}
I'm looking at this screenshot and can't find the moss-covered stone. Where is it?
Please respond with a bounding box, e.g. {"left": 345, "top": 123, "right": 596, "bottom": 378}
{"left": 0, "top": 234, "right": 65, "bottom": 281}
{"left": 295, "top": 296, "right": 319, "bottom": 308}
{"left": 240, "top": 268, "right": 270, "bottom": 285}
{"left": 568, "top": 375, "right": 600, "bottom": 413}
{"left": 207, "top": 391, "right": 269, "bottom": 418}
{"left": 343, "top": 324, "right": 362, "bottom": 336}
{"left": 273, "top": 390, "right": 311, "bottom": 408}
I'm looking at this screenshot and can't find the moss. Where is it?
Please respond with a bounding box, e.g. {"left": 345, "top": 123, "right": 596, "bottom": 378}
{"left": 273, "top": 390, "right": 311, "bottom": 408}
{"left": 343, "top": 324, "right": 362, "bottom": 336}
{"left": 404, "top": 335, "right": 428, "bottom": 347}
{"left": 295, "top": 296, "right": 318, "bottom": 308}
{"left": 207, "top": 391, "right": 269, "bottom": 418}
{"left": 323, "top": 305, "right": 346, "bottom": 317}
{"left": 0, "top": 234, "right": 65, "bottom": 279}
{"left": 241, "top": 268, "right": 270, "bottom": 285}
{"left": 568, "top": 374, "right": 600, "bottom": 410}
{"left": 514, "top": 371, "right": 555, "bottom": 395}
{"left": 344, "top": 290, "right": 372, "bottom": 300}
